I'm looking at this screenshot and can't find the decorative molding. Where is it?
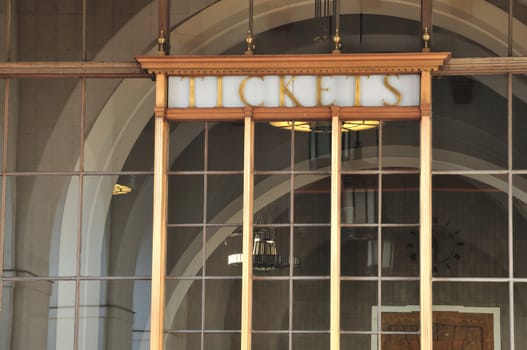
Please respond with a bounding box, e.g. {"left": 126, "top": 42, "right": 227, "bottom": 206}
{"left": 166, "top": 106, "right": 420, "bottom": 121}
{"left": 136, "top": 52, "right": 451, "bottom": 76}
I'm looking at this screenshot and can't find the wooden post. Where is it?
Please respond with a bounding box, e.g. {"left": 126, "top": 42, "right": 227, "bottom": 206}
{"left": 151, "top": 73, "right": 168, "bottom": 350}
{"left": 330, "top": 109, "right": 342, "bottom": 350}
{"left": 420, "top": 70, "right": 433, "bottom": 350}
{"left": 241, "top": 108, "right": 254, "bottom": 350}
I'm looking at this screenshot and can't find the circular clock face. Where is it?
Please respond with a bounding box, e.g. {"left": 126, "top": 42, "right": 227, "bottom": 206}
{"left": 408, "top": 222, "right": 464, "bottom": 274}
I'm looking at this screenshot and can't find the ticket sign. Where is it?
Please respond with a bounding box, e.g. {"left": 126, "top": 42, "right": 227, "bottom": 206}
{"left": 168, "top": 74, "right": 420, "bottom": 108}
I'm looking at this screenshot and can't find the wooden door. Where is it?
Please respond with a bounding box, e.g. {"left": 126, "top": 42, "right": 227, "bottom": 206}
{"left": 381, "top": 311, "right": 493, "bottom": 349}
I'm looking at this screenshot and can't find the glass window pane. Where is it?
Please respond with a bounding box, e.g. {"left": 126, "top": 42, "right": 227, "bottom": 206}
{"left": 1, "top": 281, "right": 75, "bottom": 349}
{"left": 207, "top": 174, "right": 243, "bottom": 224}
{"left": 342, "top": 174, "right": 378, "bottom": 224}
{"left": 293, "top": 280, "right": 329, "bottom": 330}
{"left": 341, "top": 334, "right": 374, "bottom": 349}
{"left": 253, "top": 226, "right": 291, "bottom": 277}
{"left": 9, "top": 79, "right": 81, "bottom": 172}
{"left": 341, "top": 281, "right": 377, "bottom": 331}
{"left": 205, "top": 279, "right": 241, "bottom": 330}
{"left": 382, "top": 174, "right": 419, "bottom": 224}
{"left": 4, "top": 176, "right": 78, "bottom": 277}
{"left": 168, "top": 175, "right": 203, "bottom": 224}
{"left": 206, "top": 225, "right": 241, "bottom": 277}
{"left": 165, "top": 333, "right": 201, "bottom": 349}
{"left": 81, "top": 175, "right": 152, "bottom": 277}
{"left": 252, "top": 333, "right": 288, "bottom": 350}
{"left": 432, "top": 75, "right": 508, "bottom": 171}
{"left": 255, "top": 121, "right": 291, "bottom": 170}
{"left": 513, "top": 174, "right": 527, "bottom": 277}
{"left": 513, "top": 74, "right": 527, "bottom": 169}
{"left": 166, "top": 279, "right": 202, "bottom": 331}
{"left": 13, "top": 0, "right": 82, "bottom": 61}
{"left": 294, "top": 226, "right": 329, "bottom": 276}
{"left": 79, "top": 280, "right": 150, "bottom": 350}
{"left": 433, "top": 175, "right": 508, "bottom": 277}
{"left": 204, "top": 333, "right": 240, "bottom": 350}
{"left": 209, "top": 122, "right": 243, "bottom": 171}
{"left": 342, "top": 127, "right": 379, "bottom": 171}
{"left": 433, "top": 282, "right": 509, "bottom": 349}
{"left": 294, "top": 121, "right": 332, "bottom": 171}
{"left": 86, "top": 0, "right": 156, "bottom": 61}
{"left": 433, "top": 2, "right": 509, "bottom": 57}
{"left": 167, "top": 226, "right": 203, "bottom": 277}
{"left": 294, "top": 175, "right": 330, "bottom": 224}
{"left": 515, "top": 283, "right": 527, "bottom": 348}
{"left": 342, "top": 227, "right": 378, "bottom": 276}
{"left": 170, "top": 122, "right": 204, "bottom": 171}
{"left": 253, "top": 280, "right": 289, "bottom": 330}
{"left": 293, "top": 333, "right": 329, "bottom": 350}
{"left": 254, "top": 175, "right": 290, "bottom": 224}
{"left": 85, "top": 79, "right": 154, "bottom": 171}
{"left": 383, "top": 121, "right": 419, "bottom": 170}
{"left": 382, "top": 227, "right": 419, "bottom": 277}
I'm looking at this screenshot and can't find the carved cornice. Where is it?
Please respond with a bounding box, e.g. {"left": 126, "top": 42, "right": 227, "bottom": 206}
{"left": 136, "top": 52, "right": 451, "bottom": 76}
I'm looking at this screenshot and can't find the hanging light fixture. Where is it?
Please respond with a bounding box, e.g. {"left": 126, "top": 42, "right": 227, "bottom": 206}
{"left": 227, "top": 227, "right": 299, "bottom": 272}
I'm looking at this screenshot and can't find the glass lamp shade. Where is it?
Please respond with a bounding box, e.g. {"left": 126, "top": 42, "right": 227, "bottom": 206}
{"left": 269, "top": 120, "right": 379, "bottom": 132}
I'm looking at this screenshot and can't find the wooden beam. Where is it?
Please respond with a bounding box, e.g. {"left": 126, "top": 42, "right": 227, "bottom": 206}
{"left": 330, "top": 110, "right": 342, "bottom": 350}
{"left": 436, "top": 57, "right": 527, "bottom": 75}
{"left": 420, "top": 70, "right": 433, "bottom": 350}
{"left": 150, "top": 73, "right": 168, "bottom": 350}
{"left": 241, "top": 108, "right": 254, "bottom": 350}
{"left": 0, "top": 62, "right": 147, "bottom": 78}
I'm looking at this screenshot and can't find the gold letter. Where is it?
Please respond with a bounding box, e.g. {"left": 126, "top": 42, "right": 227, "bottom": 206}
{"left": 317, "top": 76, "right": 335, "bottom": 106}
{"left": 189, "top": 77, "right": 196, "bottom": 108}
{"left": 353, "top": 75, "right": 369, "bottom": 106}
{"left": 239, "top": 76, "right": 264, "bottom": 107}
{"left": 383, "top": 75, "right": 402, "bottom": 106}
{"left": 216, "top": 76, "right": 223, "bottom": 107}
{"left": 280, "top": 76, "right": 303, "bottom": 107}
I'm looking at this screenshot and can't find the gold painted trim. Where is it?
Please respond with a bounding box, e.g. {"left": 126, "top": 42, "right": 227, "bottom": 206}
{"left": 136, "top": 52, "right": 451, "bottom": 76}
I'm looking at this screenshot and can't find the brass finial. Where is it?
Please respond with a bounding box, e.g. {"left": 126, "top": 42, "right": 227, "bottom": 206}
{"left": 158, "top": 30, "right": 166, "bottom": 55}
{"left": 245, "top": 30, "right": 255, "bottom": 55}
{"left": 332, "top": 29, "right": 342, "bottom": 54}
{"left": 422, "top": 27, "right": 431, "bottom": 52}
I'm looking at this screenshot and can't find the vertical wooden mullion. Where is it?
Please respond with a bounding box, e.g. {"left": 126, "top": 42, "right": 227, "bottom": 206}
{"left": 241, "top": 108, "right": 254, "bottom": 350}
{"left": 151, "top": 73, "right": 169, "bottom": 350}
{"left": 419, "top": 70, "right": 433, "bottom": 350}
{"left": 330, "top": 108, "right": 342, "bottom": 350}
